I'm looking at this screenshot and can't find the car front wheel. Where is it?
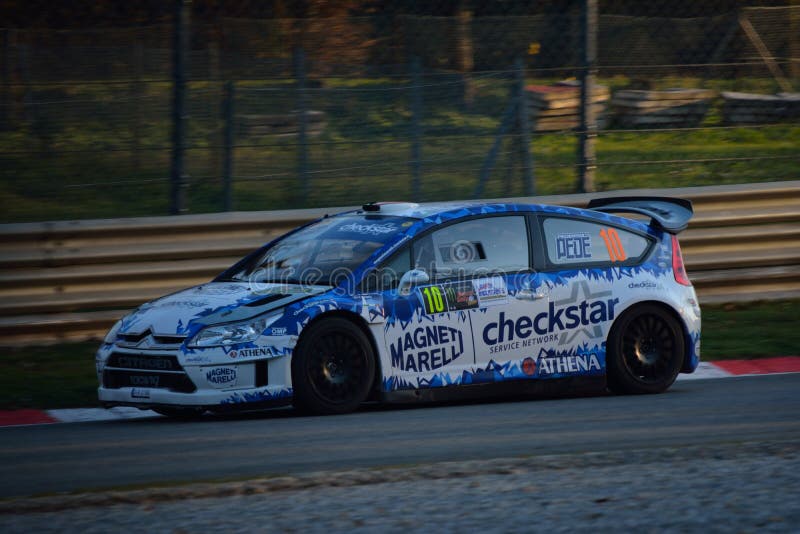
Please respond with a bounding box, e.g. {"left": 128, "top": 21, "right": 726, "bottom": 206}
{"left": 291, "top": 317, "right": 376, "bottom": 415}
{"left": 606, "top": 304, "right": 685, "bottom": 394}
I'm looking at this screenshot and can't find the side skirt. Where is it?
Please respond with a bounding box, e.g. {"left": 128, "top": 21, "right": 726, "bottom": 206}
{"left": 381, "top": 375, "right": 606, "bottom": 404}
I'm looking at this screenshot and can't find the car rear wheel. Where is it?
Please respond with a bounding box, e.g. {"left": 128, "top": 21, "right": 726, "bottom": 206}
{"left": 606, "top": 304, "right": 685, "bottom": 394}
{"left": 291, "top": 317, "right": 376, "bottom": 415}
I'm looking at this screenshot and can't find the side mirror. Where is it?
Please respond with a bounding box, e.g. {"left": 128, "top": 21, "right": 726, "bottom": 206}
{"left": 397, "top": 269, "right": 430, "bottom": 296}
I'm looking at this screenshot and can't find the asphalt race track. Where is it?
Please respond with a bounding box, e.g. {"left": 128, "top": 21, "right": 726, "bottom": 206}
{"left": 1, "top": 374, "right": 798, "bottom": 499}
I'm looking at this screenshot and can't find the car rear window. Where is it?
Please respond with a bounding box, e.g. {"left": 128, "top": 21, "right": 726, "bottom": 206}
{"left": 542, "top": 217, "right": 651, "bottom": 266}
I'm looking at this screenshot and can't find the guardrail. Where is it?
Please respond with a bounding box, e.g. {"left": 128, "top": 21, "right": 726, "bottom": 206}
{"left": 1, "top": 181, "right": 799, "bottom": 345}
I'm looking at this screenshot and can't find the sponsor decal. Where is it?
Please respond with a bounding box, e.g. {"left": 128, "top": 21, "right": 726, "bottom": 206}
{"left": 270, "top": 327, "right": 288, "bottom": 336}
{"left": 444, "top": 282, "right": 478, "bottom": 311}
{"left": 131, "top": 388, "right": 151, "bottom": 399}
{"left": 229, "top": 347, "right": 274, "bottom": 359}
{"left": 196, "top": 284, "right": 246, "bottom": 295}
{"left": 482, "top": 298, "right": 619, "bottom": 349}
{"left": 537, "top": 353, "right": 602, "bottom": 376}
{"left": 556, "top": 233, "right": 592, "bottom": 261}
{"left": 184, "top": 355, "right": 212, "bottom": 364}
{"left": 337, "top": 222, "right": 398, "bottom": 236}
{"left": 522, "top": 357, "right": 537, "bottom": 376}
{"left": 206, "top": 366, "right": 238, "bottom": 387}
{"left": 628, "top": 281, "right": 658, "bottom": 289}
{"left": 153, "top": 299, "right": 209, "bottom": 310}
{"left": 390, "top": 325, "right": 465, "bottom": 372}
{"left": 419, "top": 282, "right": 479, "bottom": 314}
{"left": 472, "top": 276, "right": 508, "bottom": 307}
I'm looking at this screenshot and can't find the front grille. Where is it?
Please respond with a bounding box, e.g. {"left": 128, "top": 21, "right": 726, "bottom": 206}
{"left": 116, "top": 330, "right": 186, "bottom": 347}
{"left": 103, "top": 352, "right": 196, "bottom": 393}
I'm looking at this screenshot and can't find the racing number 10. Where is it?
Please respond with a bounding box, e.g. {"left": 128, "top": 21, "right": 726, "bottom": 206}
{"left": 599, "top": 228, "right": 627, "bottom": 262}
{"left": 422, "top": 286, "right": 445, "bottom": 314}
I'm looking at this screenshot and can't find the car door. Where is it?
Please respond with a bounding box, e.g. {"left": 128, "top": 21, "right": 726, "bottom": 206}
{"left": 371, "top": 239, "right": 477, "bottom": 390}
{"left": 459, "top": 215, "right": 553, "bottom": 378}
{"left": 532, "top": 215, "right": 653, "bottom": 378}
{"left": 410, "top": 214, "right": 543, "bottom": 381}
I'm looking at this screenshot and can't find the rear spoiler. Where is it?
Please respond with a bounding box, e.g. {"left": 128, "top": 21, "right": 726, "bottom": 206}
{"left": 586, "top": 196, "right": 693, "bottom": 234}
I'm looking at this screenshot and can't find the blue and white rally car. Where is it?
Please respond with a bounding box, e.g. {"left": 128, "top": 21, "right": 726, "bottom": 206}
{"left": 97, "top": 198, "right": 701, "bottom": 417}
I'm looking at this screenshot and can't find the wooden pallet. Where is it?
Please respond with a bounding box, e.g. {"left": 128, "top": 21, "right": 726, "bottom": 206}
{"left": 611, "top": 89, "right": 715, "bottom": 128}
{"left": 722, "top": 92, "right": 800, "bottom": 125}
{"left": 525, "top": 83, "right": 609, "bottom": 131}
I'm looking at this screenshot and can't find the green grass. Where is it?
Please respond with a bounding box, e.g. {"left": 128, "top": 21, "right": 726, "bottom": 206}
{"left": 0, "top": 342, "right": 99, "bottom": 410}
{"left": 1, "top": 76, "right": 798, "bottom": 222}
{"left": 700, "top": 300, "right": 800, "bottom": 361}
{"left": 1, "top": 300, "right": 798, "bottom": 410}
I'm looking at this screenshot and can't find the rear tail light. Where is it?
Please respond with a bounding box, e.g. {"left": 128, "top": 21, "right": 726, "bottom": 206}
{"left": 671, "top": 234, "right": 691, "bottom": 286}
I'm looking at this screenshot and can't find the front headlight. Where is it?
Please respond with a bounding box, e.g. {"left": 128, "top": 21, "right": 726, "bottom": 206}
{"left": 187, "top": 311, "right": 283, "bottom": 348}
{"left": 103, "top": 319, "right": 123, "bottom": 344}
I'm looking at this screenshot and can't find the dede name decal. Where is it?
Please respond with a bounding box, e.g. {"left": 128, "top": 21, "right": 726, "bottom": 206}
{"left": 390, "top": 325, "right": 464, "bottom": 372}
{"left": 482, "top": 298, "right": 619, "bottom": 346}
{"left": 556, "top": 233, "right": 592, "bottom": 261}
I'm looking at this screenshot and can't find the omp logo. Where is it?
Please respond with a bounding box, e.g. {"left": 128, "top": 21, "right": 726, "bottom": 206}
{"left": 483, "top": 281, "right": 618, "bottom": 346}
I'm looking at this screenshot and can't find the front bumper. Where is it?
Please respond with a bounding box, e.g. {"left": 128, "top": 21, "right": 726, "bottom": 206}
{"left": 96, "top": 343, "right": 295, "bottom": 410}
{"left": 98, "top": 384, "right": 293, "bottom": 410}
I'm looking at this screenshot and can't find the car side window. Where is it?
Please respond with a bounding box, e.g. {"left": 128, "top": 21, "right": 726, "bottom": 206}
{"left": 542, "top": 217, "right": 650, "bottom": 265}
{"left": 413, "top": 216, "right": 529, "bottom": 280}
{"left": 361, "top": 245, "right": 412, "bottom": 292}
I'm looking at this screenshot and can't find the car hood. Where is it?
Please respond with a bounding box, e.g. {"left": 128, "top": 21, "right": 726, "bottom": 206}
{"left": 118, "top": 282, "right": 329, "bottom": 337}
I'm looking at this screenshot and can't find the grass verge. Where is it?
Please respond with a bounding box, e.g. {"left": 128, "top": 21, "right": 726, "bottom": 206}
{"left": 1, "top": 300, "right": 798, "bottom": 410}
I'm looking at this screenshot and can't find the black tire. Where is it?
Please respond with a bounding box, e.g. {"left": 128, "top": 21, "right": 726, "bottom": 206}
{"left": 153, "top": 406, "right": 206, "bottom": 419}
{"left": 291, "top": 317, "right": 376, "bottom": 415}
{"left": 606, "top": 304, "right": 685, "bottom": 394}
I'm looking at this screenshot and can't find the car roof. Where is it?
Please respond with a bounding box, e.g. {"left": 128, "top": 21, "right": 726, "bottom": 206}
{"left": 348, "top": 200, "right": 654, "bottom": 237}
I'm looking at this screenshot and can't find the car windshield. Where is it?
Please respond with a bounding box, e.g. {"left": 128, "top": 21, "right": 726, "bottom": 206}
{"left": 229, "top": 214, "right": 414, "bottom": 285}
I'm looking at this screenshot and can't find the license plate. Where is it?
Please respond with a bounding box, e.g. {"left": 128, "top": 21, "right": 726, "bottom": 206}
{"left": 131, "top": 388, "right": 151, "bottom": 399}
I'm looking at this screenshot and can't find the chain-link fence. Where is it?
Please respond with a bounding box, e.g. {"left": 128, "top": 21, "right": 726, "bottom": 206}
{"left": 1, "top": 1, "right": 798, "bottom": 222}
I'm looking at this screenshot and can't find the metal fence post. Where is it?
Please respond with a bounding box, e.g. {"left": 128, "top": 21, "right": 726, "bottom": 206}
{"left": 576, "top": 0, "right": 597, "bottom": 193}
{"left": 515, "top": 57, "right": 534, "bottom": 196}
{"left": 293, "top": 47, "right": 309, "bottom": 201}
{"left": 1, "top": 29, "right": 10, "bottom": 130}
{"left": 410, "top": 56, "right": 423, "bottom": 202}
{"left": 170, "top": 0, "right": 190, "bottom": 215}
{"left": 131, "top": 37, "right": 143, "bottom": 171}
{"left": 792, "top": 1, "right": 800, "bottom": 83}
{"left": 222, "top": 80, "right": 235, "bottom": 212}
{"left": 19, "top": 41, "right": 33, "bottom": 125}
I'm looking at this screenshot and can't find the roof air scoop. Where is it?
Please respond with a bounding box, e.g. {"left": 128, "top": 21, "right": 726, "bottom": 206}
{"left": 361, "top": 201, "right": 420, "bottom": 215}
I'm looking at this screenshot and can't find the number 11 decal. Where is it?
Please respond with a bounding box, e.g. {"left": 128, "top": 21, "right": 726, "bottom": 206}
{"left": 599, "top": 228, "right": 627, "bottom": 262}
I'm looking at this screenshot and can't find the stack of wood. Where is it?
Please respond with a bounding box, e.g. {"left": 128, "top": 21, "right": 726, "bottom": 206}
{"left": 611, "top": 89, "right": 715, "bottom": 128}
{"left": 239, "top": 110, "right": 327, "bottom": 137}
{"left": 525, "top": 82, "right": 610, "bottom": 131}
{"left": 721, "top": 92, "right": 800, "bottom": 125}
